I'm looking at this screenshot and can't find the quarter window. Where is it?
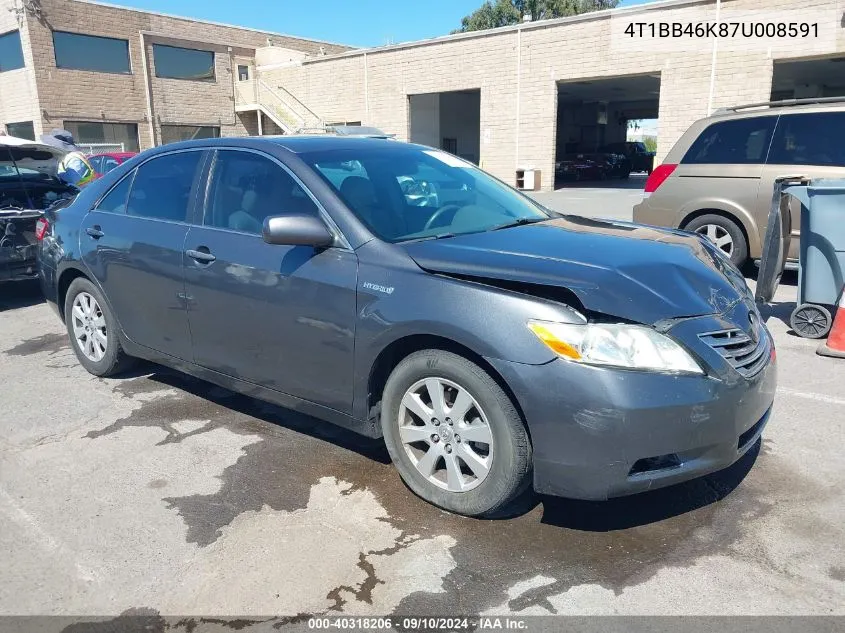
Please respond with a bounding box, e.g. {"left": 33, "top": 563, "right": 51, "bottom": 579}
{"left": 767, "top": 112, "right": 845, "bottom": 167}
{"left": 153, "top": 44, "right": 214, "bottom": 80}
{"left": 96, "top": 171, "right": 135, "bottom": 214}
{"left": 0, "top": 30, "right": 24, "bottom": 72}
{"left": 682, "top": 117, "right": 777, "bottom": 165}
{"left": 52, "top": 31, "right": 131, "bottom": 74}
{"left": 205, "top": 150, "right": 319, "bottom": 234}
{"left": 126, "top": 152, "right": 202, "bottom": 222}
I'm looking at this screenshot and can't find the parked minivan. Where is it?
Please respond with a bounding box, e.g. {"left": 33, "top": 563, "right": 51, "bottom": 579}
{"left": 39, "top": 137, "right": 774, "bottom": 517}
{"left": 634, "top": 97, "right": 845, "bottom": 267}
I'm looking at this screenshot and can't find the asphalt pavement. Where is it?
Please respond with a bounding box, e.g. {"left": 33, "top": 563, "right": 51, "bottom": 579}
{"left": 1, "top": 191, "right": 844, "bottom": 621}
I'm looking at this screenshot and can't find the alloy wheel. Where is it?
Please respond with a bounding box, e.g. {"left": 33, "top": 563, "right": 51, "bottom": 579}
{"left": 71, "top": 292, "right": 108, "bottom": 362}
{"left": 696, "top": 224, "right": 734, "bottom": 256}
{"left": 398, "top": 377, "right": 493, "bottom": 492}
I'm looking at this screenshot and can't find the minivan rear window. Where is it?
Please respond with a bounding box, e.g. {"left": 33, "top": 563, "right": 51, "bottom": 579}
{"left": 767, "top": 112, "right": 845, "bottom": 167}
{"left": 682, "top": 116, "right": 776, "bottom": 165}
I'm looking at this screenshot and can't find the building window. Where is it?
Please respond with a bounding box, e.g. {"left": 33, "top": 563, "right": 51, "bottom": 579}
{"left": 160, "top": 125, "right": 220, "bottom": 145}
{"left": 0, "top": 30, "right": 25, "bottom": 72}
{"left": 5, "top": 121, "right": 35, "bottom": 140}
{"left": 153, "top": 44, "right": 214, "bottom": 81}
{"left": 237, "top": 65, "right": 249, "bottom": 81}
{"left": 63, "top": 121, "right": 140, "bottom": 153}
{"left": 52, "top": 31, "right": 131, "bottom": 74}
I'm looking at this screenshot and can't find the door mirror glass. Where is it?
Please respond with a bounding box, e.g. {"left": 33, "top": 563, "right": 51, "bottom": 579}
{"left": 262, "top": 214, "right": 334, "bottom": 247}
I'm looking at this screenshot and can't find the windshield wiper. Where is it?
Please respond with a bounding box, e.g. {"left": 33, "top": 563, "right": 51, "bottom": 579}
{"left": 489, "top": 217, "right": 546, "bottom": 232}
{"left": 402, "top": 232, "right": 457, "bottom": 243}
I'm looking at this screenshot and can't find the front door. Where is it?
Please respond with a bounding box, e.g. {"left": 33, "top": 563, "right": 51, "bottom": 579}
{"left": 183, "top": 149, "right": 358, "bottom": 413}
{"left": 79, "top": 149, "right": 206, "bottom": 360}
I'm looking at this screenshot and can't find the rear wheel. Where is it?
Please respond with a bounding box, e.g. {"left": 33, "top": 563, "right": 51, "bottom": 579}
{"left": 684, "top": 213, "right": 749, "bottom": 268}
{"left": 381, "top": 350, "right": 531, "bottom": 517}
{"left": 64, "top": 277, "right": 134, "bottom": 376}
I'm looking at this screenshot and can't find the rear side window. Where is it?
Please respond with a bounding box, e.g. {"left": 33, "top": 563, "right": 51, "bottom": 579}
{"left": 767, "top": 112, "right": 845, "bottom": 167}
{"left": 682, "top": 117, "right": 776, "bottom": 165}
{"left": 126, "top": 151, "right": 202, "bottom": 222}
{"left": 204, "top": 150, "right": 319, "bottom": 234}
{"left": 96, "top": 171, "right": 134, "bottom": 214}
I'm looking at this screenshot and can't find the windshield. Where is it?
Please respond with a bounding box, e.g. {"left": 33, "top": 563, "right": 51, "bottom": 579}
{"left": 301, "top": 145, "right": 550, "bottom": 242}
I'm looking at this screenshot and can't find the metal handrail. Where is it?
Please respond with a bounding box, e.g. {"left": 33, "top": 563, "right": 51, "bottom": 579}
{"left": 715, "top": 95, "right": 845, "bottom": 114}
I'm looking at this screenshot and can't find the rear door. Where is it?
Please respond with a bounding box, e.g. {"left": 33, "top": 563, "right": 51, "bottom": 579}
{"left": 80, "top": 149, "right": 206, "bottom": 359}
{"left": 761, "top": 111, "right": 845, "bottom": 260}
{"left": 182, "top": 148, "right": 358, "bottom": 413}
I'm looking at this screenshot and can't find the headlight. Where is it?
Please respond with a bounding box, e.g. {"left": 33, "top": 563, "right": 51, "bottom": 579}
{"left": 527, "top": 320, "right": 703, "bottom": 374}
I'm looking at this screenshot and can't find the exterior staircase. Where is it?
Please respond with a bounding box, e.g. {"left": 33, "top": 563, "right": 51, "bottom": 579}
{"left": 235, "top": 74, "right": 324, "bottom": 135}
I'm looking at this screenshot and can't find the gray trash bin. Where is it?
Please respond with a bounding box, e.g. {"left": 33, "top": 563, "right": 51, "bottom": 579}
{"left": 756, "top": 178, "right": 845, "bottom": 339}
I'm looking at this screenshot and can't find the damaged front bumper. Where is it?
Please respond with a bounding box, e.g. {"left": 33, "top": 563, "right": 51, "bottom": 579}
{"left": 487, "top": 319, "right": 776, "bottom": 500}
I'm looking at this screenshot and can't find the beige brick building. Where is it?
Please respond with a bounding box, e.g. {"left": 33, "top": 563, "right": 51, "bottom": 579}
{"left": 0, "top": 0, "right": 349, "bottom": 150}
{"left": 2, "top": 0, "right": 845, "bottom": 189}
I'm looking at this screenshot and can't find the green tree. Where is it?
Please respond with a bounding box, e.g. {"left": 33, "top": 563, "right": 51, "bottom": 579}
{"left": 454, "top": 0, "right": 620, "bottom": 33}
{"left": 642, "top": 135, "right": 658, "bottom": 153}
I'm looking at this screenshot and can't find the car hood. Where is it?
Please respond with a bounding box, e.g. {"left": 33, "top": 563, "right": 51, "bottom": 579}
{"left": 0, "top": 136, "right": 65, "bottom": 177}
{"left": 401, "top": 216, "right": 751, "bottom": 325}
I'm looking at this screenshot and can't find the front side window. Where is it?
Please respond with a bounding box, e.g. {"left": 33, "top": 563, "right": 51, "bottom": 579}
{"left": 6, "top": 121, "right": 34, "bottom": 140}
{"left": 102, "top": 157, "right": 121, "bottom": 173}
{"left": 96, "top": 171, "right": 135, "bottom": 214}
{"left": 126, "top": 152, "right": 202, "bottom": 222}
{"left": 303, "top": 146, "right": 549, "bottom": 242}
{"left": 63, "top": 121, "right": 140, "bottom": 153}
{"left": 205, "top": 150, "right": 319, "bottom": 234}
{"left": 767, "top": 112, "right": 845, "bottom": 167}
{"left": 52, "top": 31, "right": 130, "bottom": 74}
{"left": 160, "top": 125, "right": 220, "bottom": 145}
{"left": 682, "top": 116, "right": 777, "bottom": 165}
{"left": 0, "top": 30, "right": 24, "bottom": 72}
{"left": 153, "top": 44, "right": 214, "bottom": 80}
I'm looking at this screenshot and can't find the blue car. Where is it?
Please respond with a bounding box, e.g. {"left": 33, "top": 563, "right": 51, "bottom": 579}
{"left": 38, "top": 136, "right": 775, "bottom": 516}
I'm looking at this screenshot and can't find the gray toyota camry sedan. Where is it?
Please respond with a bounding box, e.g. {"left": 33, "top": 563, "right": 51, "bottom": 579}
{"left": 38, "top": 136, "right": 776, "bottom": 517}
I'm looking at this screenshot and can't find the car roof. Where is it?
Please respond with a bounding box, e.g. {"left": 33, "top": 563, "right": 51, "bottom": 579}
{"left": 91, "top": 152, "right": 136, "bottom": 159}
{"left": 142, "top": 135, "right": 421, "bottom": 156}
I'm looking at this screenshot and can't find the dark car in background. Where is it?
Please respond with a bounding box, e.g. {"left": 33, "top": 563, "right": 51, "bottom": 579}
{"left": 88, "top": 152, "right": 137, "bottom": 178}
{"left": 1, "top": 137, "right": 76, "bottom": 283}
{"left": 555, "top": 150, "right": 631, "bottom": 182}
{"left": 39, "top": 137, "right": 775, "bottom": 517}
{"left": 601, "top": 141, "right": 656, "bottom": 174}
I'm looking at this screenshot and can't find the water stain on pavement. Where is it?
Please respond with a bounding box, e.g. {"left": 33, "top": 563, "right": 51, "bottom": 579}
{"left": 4, "top": 332, "right": 67, "bottom": 357}
{"left": 85, "top": 368, "right": 834, "bottom": 615}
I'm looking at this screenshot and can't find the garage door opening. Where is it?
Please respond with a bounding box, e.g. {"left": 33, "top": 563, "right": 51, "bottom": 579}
{"left": 771, "top": 56, "right": 845, "bottom": 101}
{"left": 555, "top": 74, "right": 660, "bottom": 189}
{"left": 409, "top": 90, "right": 481, "bottom": 165}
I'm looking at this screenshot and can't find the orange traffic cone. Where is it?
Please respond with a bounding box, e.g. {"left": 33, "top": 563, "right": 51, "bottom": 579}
{"left": 817, "top": 288, "right": 845, "bottom": 359}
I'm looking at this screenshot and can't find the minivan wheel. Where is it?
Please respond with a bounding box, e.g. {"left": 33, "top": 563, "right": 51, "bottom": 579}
{"left": 64, "top": 277, "right": 134, "bottom": 377}
{"left": 381, "top": 350, "right": 531, "bottom": 517}
{"left": 684, "top": 214, "right": 748, "bottom": 268}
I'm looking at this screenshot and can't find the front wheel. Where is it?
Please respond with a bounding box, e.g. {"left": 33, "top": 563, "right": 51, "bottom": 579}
{"left": 381, "top": 350, "right": 531, "bottom": 517}
{"left": 64, "top": 277, "right": 135, "bottom": 376}
{"left": 684, "top": 213, "right": 749, "bottom": 268}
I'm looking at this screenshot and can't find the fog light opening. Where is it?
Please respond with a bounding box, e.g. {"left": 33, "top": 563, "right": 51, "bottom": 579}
{"left": 629, "top": 453, "right": 682, "bottom": 476}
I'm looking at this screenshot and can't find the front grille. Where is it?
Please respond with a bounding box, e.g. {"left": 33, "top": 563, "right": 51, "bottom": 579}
{"left": 699, "top": 326, "right": 769, "bottom": 378}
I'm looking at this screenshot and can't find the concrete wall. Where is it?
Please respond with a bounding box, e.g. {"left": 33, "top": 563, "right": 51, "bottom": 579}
{"left": 16, "top": 0, "right": 349, "bottom": 148}
{"left": 0, "top": 0, "right": 41, "bottom": 137}
{"left": 263, "top": 0, "right": 845, "bottom": 189}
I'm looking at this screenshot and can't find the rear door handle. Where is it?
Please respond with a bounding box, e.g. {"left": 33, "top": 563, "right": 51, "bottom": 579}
{"left": 86, "top": 226, "right": 104, "bottom": 239}
{"left": 186, "top": 248, "right": 216, "bottom": 263}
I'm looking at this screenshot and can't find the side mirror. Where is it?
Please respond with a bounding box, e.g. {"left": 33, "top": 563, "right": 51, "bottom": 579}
{"left": 262, "top": 214, "right": 334, "bottom": 247}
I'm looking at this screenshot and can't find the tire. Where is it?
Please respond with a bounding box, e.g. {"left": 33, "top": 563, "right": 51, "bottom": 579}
{"left": 64, "top": 277, "right": 135, "bottom": 377}
{"left": 684, "top": 213, "right": 749, "bottom": 268}
{"left": 381, "top": 350, "right": 531, "bottom": 517}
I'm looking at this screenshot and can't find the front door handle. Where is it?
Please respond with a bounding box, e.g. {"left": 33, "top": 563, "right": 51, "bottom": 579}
{"left": 186, "top": 248, "right": 216, "bottom": 263}
{"left": 86, "top": 226, "right": 104, "bottom": 239}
